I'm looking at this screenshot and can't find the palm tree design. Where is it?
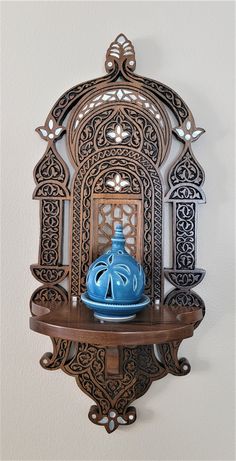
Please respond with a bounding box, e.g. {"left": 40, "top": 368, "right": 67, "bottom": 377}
{"left": 91, "top": 255, "right": 131, "bottom": 300}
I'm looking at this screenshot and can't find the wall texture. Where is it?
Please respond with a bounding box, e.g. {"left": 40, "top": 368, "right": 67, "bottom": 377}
{"left": 1, "top": 1, "right": 235, "bottom": 460}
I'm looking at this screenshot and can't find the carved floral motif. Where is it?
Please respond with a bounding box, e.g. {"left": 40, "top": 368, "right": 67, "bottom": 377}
{"left": 94, "top": 170, "right": 140, "bottom": 194}
{"left": 31, "top": 285, "right": 68, "bottom": 310}
{"left": 31, "top": 266, "right": 69, "bottom": 284}
{"left": 71, "top": 149, "right": 162, "bottom": 301}
{"left": 61, "top": 342, "right": 166, "bottom": 432}
{"left": 36, "top": 118, "right": 65, "bottom": 142}
{"left": 40, "top": 200, "right": 61, "bottom": 266}
{"left": 105, "top": 172, "right": 130, "bottom": 191}
{"left": 175, "top": 202, "right": 196, "bottom": 270}
{"left": 31, "top": 34, "right": 206, "bottom": 433}
{"left": 107, "top": 124, "right": 129, "bottom": 143}
{"left": 34, "top": 147, "right": 67, "bottom": 184}
{"left": 174, "top": 119, "right": 205, "bottom": 143}
{"left": 165, "top": 270, "right": 205, "bottom": 289}
{"left": 34, "top": 182, "right": 69, "bottom": 199}
{"left": 169, "top": 149, "right": 204, "bottom": 187}
{"left": 72, "top": 88, "right": 165, "bottom": 131}
{"left": 105, "top": 33, "right": 136, "bottom": 73}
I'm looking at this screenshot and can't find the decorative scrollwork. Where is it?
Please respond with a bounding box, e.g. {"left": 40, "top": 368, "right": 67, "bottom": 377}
{"left": 51, "top": 68, "right": 119, "bottom": 122}
{"left": 124, "top": 71, "right": 190, "bottom": 122}
{"left": 68, "top": 92, "right": 171, "bottom": 167}
{"left": 30, "top": 284, "right": 68, "bottom": 312}
{"left": 175, "top": 202, "right": 196, "bottom": 270}
{"left": 34, "top": 147, "right": 68, "bottom": 184}
{"left": 124, "top": 107, "right": 160, "bottom": 162}
{"left": 97, "top": 110, "right": 142, "bottom": 150}
{"left": 62, "top": 343, "right": 166, "bottom": 433}
{"left": 50, "top": 35, "right": 190, "bottom": 127}
{"left": 77, "top": 109, "right": 113, "bottom": 159}
{"left": 157, "top": 341, "right": 191, "bottom": 376}
{"left": 40, "top": 200, "right": 61, "bottom": 266}
{"left": 38, "top": 338, "right": 194, "bottom": 432}
{"left": 164, "top": 289, "right": 204, "bottom": 310}
{"left": 165, "top": 270, "right": 205, "bottom": 289}
{"left": 33, "top": 182, "right": 69, "bottom": 199}
{"left": 31, "top": 34, "right": 206, "bottom": 434}
{"left": 71, "top": 148, "right": 162, "bottom": 301}
{"left": 164, "top": 288, "right": 205, "bottom": 329}
{"left": 105, "top": 33, "right": 136, "bottom": 74}
{"left": 166, "top": 184, "right": 205, "bottom": 202}
{"left": 40, "top": 338, "right": 71, "bottom": 370}
{"left": 71, "top": 87, "right": 166, "bottom": 134}
{"left": 103, "top": 113, "right": 139, "bottom": 147}
{"left": 72, "top": 106, "right": 164, "bottom": 166}
{"left": 169, "top": 148, "right": 204, "bottom": 187}
{"left": 31, "top": 265, "right": 69, "bottom": 284}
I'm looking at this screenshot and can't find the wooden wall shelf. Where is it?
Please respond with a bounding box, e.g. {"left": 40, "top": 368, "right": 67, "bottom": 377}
{"left": 30, "top": 34, "right": 206, "bottom": 433}
{"left": 30, "top": 301, "right": 203, "bottom": 346}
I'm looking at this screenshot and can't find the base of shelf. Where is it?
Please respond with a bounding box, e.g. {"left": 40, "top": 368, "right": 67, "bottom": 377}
{"left": 30, "top": 297, "right": 203, "bottom": 432}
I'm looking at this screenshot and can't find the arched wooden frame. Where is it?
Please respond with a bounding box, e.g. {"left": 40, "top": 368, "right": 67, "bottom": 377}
{"left": 30, "top": 34, "right": 206, "bottom": 433}
{"left": 70, "top": 152, "right": 163, "bottom": 301}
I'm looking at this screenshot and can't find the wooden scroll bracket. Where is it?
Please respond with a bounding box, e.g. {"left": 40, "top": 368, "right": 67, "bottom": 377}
{"left": 30, "top": 34, "right": 206, "bottom": 433}
{"left": 31, "top": 301, "right": 203, "bottom": 433}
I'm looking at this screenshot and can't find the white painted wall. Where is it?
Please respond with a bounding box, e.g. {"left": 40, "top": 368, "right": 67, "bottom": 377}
{"left": 1, "top": 1, "right": 235, "bottom": 460}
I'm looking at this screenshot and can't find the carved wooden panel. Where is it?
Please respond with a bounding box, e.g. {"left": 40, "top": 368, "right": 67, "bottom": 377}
{"left": 92, "top": 197, "right": 143, "bottom": 261}
{"left": 31, "top": 34, "right": 206, "bottom": 432}
{"left": 40, "top": 338, "right": 190, "bottom": 433}
{"left": 31, "top": 32, "right": 205, "bottom": 312}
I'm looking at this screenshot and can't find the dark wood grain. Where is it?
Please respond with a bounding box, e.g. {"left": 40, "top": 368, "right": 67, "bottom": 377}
{"left": 30, "top": 301, "right": 202, "bottom": 346}
{"left": 30, "top": 33, "right": 206, "bottom": 432}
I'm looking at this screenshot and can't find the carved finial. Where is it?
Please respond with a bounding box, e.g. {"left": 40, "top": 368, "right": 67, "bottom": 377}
{"left": 105, "top": 33, "right": 136, "bottom": 73}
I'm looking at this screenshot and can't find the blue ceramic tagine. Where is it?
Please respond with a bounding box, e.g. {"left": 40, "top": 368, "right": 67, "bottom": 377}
{"left": 81, "top": 225, "right": 150, "bottom": 322}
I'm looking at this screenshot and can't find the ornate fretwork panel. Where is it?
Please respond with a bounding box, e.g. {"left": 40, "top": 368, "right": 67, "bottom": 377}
{"left": 70, "top": 150, "right": 163, "bottom": 302}
{"left": 31, "top": 34, "right": 206, "bottom": 432}
{"left": 92, "top": 199, "right": 142, "bottom": 260}
{"left": 165, "top": 143, "right": 205, "bottom": 322}
{"left": 94, "top": 170, "right": 141, "bottom": 194}
{"left": 67, "top": 89, "right": 172, "bottom": 167}
{"left": 39, "top": 336, "right": 193, "bottom": 433}
{"left": 169, "top": 148, "right": 204, "bottom": 187}
{"left": 41, "top": 339, "right": 169, "bottom": 433}
{"left": 40, "top": 199, "right": 62, "bottom": 266}
{"left": 31, "top": 139, "right": 70, "bottom": 307}
{"left": 175, "top": 202, "right": 196, "bottom": 270}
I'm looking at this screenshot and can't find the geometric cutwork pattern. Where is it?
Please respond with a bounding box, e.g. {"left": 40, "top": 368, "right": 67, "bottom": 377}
{"left": 31, "top": 140, "right": 69, "bottom": 304}
{"left": 31, "top": 33, "right": 206, "bottom": 432}
{"left": 72, "top": 88, "right": 166, "bottom": 131}
{"left": 40, "top": 199, "right": 61, "bottom": 266}
{"left": 68, "top": 105, "right": 169, "bottom": 166}
{"left": 93, "top": 201, "right": 141, "bottom": 259}
{"left": 40, "top": 338, "right": 192, "bottom": 433}
{"left": 169, "top": 149, "right": 204, "bottom": 187}
{"left": 70, "top": 149, "right": 163, "bottom": 301}
{"left": 175, "top": 202, "right": 196, "bottom": 270}
{"left": 165, "top": 143, "right": 205, "bottom": 315}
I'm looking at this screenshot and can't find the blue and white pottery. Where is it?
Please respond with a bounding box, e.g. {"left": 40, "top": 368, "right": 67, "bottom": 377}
{"left": 81, "top": 224, "right": 150, "bottom": 322}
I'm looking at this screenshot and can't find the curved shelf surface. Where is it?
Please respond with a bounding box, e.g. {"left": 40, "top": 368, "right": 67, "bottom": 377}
{"left": 30, "top": 299, "right": 203, "bottom": 346}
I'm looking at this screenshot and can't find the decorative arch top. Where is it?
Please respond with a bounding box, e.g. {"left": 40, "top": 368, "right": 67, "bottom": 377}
{"left": 31, "top": 34, "right": 206, "bottom": 433}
